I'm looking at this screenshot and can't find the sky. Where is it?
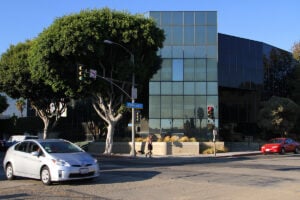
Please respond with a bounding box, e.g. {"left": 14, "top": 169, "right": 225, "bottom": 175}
{"left": 0, "top": 0, "right": 300, "bottom": 55}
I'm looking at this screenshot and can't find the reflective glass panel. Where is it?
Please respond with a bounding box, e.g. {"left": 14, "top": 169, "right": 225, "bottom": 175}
{"left": 184, "top": 82, "right": 195, "bottom": 95}
{"left": 161, "top": 119, "right": 172, "bottom": 130}
{"left": 161, "top": 59, "right": 172, "bottom": 80}
{"left": 184, "top": 26, "right": 194, "bottom": 45}
{"left": 161, "top": 82, "right": 172, "bottom": 95}
{"left": 172, "top": 46, "right": 184, "bottom": 58}
{"left": 172, "top": 59, "right": 183, "bottom": 81}
{"left": 149, "top": 96, "right": 161, "bottom": 118}
{"left": 172, "top": 82, "right": 183, "bottom": 95}
{"left": 161, "top": 12, "right": 172, "bottom": 25}
{"left": 173, "top": 119, "right": 184, "bottom": 131}
{"left": 173, "top": 12, "right": 183, "bottom": 25}
{"left": 195, "top": 82, "right": 206, "bottom": 95}
{"left": 184, "top": 59, "right": 195, "bottom": 81}
{"left": 195, "top": 26, "right": 205, "bottom": 45}
{"left": 149, "top": 82, "right": 160, "bottom": 95}
{"left": 184, "top": 46, "right": 195, "bottom": 58}
{"left": 195, "top": 12, "right": 205, "bottom": 25}
{"left": 195, "top": 96, "right": 207, "bottom": 118}
{"left": 184, "top": 12, "right": 194, "bottom": 25}
{"left": 173, "top": 96, "right": 183, "bottom": 118}
{"left": 149, "top": 119, "right": 160, "bottom": 133}
{"left": 184, "top": 96, "right": 195, "bottom": 118}
{"left": 173, "top": 26, "right": 183, "bottom": 45}
{"left": 161, "top": 45, "right": 172, "bottom": 58}
{"left": 207, "top": 82, "right": 218, "bottom": 95}
{"left": 206, "top": 12, "right": 217, "bottom": 25}
{"left": 161, "top": 96, "right": 172, "bottom": 118}
{"left": 207, "top": 59, "right": 218, "bottom": 81}
{"left": 195, "top": 59, "right": 206, "bottom": 81}
{"left": 207, "top": 26, "right": 217, "bottom": 45}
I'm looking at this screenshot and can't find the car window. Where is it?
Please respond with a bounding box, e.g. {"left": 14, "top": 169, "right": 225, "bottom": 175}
{"left": 40, "top": 141, "right": 82, "bottom": 153}
{"left": 15, "top": 141, "right": 29, "bottom": 152}
{"left": 28, "top": 142, "right": 40, "bottom": 153}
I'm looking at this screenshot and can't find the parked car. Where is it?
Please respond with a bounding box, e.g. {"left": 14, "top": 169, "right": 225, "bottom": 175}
{"left": 0, "top": 140, "right": 6, "bottom": 152}
{"left": 4, "top": 135, "right": 38, "bottom": 151}
{"left": 3, "top": 139, "right": 100, "bottom": 185}
{"left": 261, "top": 138, "right": 300, "bottom": 154}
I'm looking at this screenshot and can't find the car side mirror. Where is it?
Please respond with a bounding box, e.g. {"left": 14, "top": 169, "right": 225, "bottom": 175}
{"left": 31, "top": 151, "right": 40, "bottom": 157}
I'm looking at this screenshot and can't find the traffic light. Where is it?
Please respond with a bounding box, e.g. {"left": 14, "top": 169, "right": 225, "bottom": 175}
{"left": 135, "top": 110, "right": 141, "bottom": 123}
{"left": 207, "top": 105, "right": 214, "bottom": 119}
{"left": 78, "top": 65, "right": 85, "bottom": 81}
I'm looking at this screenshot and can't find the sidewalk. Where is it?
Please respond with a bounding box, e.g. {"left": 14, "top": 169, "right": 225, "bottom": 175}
{"left": 93, "top": 151, "right": 262, "bottom": 159}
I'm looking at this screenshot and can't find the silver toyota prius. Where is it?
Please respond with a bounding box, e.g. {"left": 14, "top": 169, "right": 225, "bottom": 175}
{"left": 3, "top": 139, "right": 100, "bottom": 185}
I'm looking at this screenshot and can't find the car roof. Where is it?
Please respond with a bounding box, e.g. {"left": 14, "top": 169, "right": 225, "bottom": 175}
{"left": 23, "top": 139, "right": 67, "bottom": 143}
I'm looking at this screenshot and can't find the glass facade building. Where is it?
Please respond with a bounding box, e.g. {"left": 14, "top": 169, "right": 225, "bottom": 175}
{"left": 146, "top": 11, "right": 218, "bottom": 138}
{"left": 218, "top": 33, "right": 294, "bottom": 140}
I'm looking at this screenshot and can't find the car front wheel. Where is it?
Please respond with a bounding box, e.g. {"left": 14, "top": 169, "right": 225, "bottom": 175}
{"left": 5, "top": 163, "right": 15, "bottom": 180}
{"left": 41, "top": 166, "right": 52, "bottom": 185}
{"left": 294, "top": 147, "right": 300, "bottom": 154}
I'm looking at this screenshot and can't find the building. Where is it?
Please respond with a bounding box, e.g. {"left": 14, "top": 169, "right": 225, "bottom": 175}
{"left": 145, "top": 11, "right": 294, "bottom": 141}
{"left": 146, "top": 11, "right": 218, "bottom": 140}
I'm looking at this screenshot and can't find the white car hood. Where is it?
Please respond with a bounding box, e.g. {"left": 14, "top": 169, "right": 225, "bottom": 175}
{"left": 51, "top": 152, "right": 96, "bottom": 166}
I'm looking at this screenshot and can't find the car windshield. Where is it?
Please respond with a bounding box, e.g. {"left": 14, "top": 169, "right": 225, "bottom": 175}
{"left": 269, "top": 138, "right": 284, "bottom": 144}
{"left": 40, "top": 141, "right": 82, "bottom": 153}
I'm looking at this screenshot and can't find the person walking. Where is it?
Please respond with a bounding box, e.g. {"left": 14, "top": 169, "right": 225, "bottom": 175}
{"left": 145, "top": 134, "right": 153, "bottom": 158}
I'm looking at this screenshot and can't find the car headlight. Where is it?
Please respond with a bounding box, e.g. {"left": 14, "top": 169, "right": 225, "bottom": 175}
{"left": 52, "top": 159, "right": 71, "bottom": 167}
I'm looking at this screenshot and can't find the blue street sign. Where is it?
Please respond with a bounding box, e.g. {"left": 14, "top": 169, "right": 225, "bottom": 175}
{"left": 126, "top": 102, "right": 143, "bottom": 109}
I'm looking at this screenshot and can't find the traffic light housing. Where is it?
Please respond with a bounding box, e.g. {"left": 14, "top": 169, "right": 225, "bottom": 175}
{"left": 135, "top": 110, "right": 141, "bottom": 123}
{"left": 207, "top": 105, "right": 214, "bottom": 119}
{"left": 78, "top": 65, "right": 86, "bottom": 81}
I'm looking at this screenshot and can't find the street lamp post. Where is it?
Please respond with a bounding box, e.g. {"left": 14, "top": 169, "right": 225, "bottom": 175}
{"left": 104, "top": 40, "right": 136, "bottom": 157}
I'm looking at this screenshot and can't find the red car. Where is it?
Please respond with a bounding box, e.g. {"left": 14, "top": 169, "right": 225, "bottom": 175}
{"left": 261, "top": 138, "right": 300, "bottom": 154}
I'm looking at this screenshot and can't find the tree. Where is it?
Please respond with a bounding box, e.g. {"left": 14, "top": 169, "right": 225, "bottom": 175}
{"left": 15, "top": 98, "right": 26, "bottom": 117}
{"left": 257, "top": 96, "right": 300, "bottom": 138}
{"left": 28, "top": 8, "right": 165, "bottom": 154}
{"left": 0, "top": 41, "right": 67, "bottom": 139}
{"left": 292, "top": 41, "right": 300, "bottom": 61}
{"left": 0, "top": 94, "right": 9, "bottom": 114}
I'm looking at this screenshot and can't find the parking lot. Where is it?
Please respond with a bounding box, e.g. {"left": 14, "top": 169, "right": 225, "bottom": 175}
{"left": 1, "top": 152, "right": 300, "bottom": 199}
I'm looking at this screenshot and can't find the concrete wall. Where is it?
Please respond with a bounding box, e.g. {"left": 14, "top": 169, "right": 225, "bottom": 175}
{"left": 88, "top": 141, "right": 225, "bottom": 156}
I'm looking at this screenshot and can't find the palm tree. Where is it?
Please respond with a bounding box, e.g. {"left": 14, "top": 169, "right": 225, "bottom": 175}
{"left": 15, "top": 98, "right": 26, "bottom": 117}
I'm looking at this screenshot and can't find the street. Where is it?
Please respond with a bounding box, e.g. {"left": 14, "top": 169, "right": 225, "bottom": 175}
{"left": 1, "top": 152, "right": 300, "bottom": 199}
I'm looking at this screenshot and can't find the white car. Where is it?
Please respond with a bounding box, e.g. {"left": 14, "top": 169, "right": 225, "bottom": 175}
{"left": 3, "top": 139, "right": 100, "bottom": 185}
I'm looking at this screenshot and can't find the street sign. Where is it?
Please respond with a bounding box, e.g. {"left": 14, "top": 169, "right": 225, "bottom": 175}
{"left": 126, "top": 102, "right": 143, "bottom": 109}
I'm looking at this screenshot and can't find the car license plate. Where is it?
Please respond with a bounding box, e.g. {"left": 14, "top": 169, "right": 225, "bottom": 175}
{"left": 79, "top": 168, "right": 89, "bottom": 174}
{"left": 266, "top": 149, "right": 270, "bottom": 152}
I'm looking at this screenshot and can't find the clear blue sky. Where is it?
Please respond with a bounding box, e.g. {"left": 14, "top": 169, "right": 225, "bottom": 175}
{"left": 0, "top": 0, "right": 299, "bottom": 54}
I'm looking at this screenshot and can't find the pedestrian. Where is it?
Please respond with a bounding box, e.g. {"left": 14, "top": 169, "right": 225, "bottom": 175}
{"left": 145, "top": 134, "right": 153, "bottom": 158}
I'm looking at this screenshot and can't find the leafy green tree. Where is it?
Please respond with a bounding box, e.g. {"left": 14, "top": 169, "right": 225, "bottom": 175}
{"left": 257, "top": 96, "right": 300, "bottom": 138}
{"left": 0, "top": 41, "right": 67, "bottom": 139}
{"left": 0, "top": 94, "right": 9, "bottom": 114}
{"left": 292, "top": 41, "right": 300, "bottom": 61}
{"left": 28, "top": 8, "right": 165, "bottom": 154}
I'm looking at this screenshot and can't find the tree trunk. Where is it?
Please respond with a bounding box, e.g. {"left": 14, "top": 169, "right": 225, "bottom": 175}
{"left": 104, "top": 123, "right": 115, "bottom": 154}
{"left": 42, "top": 117, "right": 50, "bottom": 139}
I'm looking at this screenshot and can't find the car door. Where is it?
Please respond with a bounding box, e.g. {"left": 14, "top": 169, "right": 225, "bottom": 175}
{"left": 13, "top": 141, "right": 30, "bottom": 175}
{"left": 284, "top": 138, "right": 294, "bottom": 152}
{"left": 24, "top": 142, "right": 44, "bottom": 178}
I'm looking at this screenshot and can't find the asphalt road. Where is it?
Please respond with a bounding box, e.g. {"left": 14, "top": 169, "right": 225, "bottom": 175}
{"left": 1, "top": 152, "right": 300, "bottom": 200}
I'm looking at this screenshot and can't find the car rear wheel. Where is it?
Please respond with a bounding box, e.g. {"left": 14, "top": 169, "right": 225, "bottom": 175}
{"left": 280, "top": 148, "right": 285, "bottom": 154}
{"left": 5, "top": 163, "right": 15, "bottom": 180}
{"left": 294, "top": 147, "right": 300, "bottom": 154}
{"left": 41, "top": 166, "right": 52, "bottom": 185}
